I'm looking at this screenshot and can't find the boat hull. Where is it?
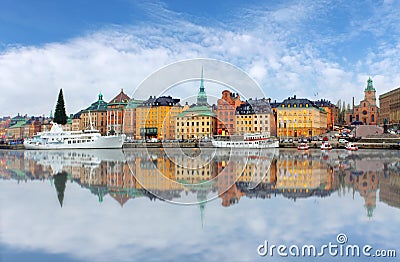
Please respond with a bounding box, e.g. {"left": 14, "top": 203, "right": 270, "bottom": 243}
{"left": 211, "top": 140, "right": 279, "bottom": 149}
{"left": 24, "top": 135, "right": 125, "bottom": 150}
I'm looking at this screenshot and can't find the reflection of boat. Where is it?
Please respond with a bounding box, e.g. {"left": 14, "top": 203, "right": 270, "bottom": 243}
{"left": 297, "top": 143, "right": 309, "bottom": 150}
{"left": 320, "top": 142, "right": 332, "bottom": 150}
{"left": 24, "top": 122, "right": 125, "bottom": 150}
{"left": 212, "top": 134, "right": 279, "bottom": 148}
{"left": 24, "top": 149, "right": 125, "bottom": 174}
{"left": 345, "top": 142, "right": 358, "bottom": 151}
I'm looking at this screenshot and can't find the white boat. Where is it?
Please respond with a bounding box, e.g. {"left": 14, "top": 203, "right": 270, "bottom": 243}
{"left": 345, "top": 142, "right": 358, "bottom": 151}
{"left": 24, "top": 122, "right": 125, "bottom": 150}
{"left": 297, "top": 142, "right": 309, "bottom": 150}
{"left": 212, "top": 133, "right": 279, "bottom": 148}
{"left": 320, "top": 142, "right": 332, "bottom": 150}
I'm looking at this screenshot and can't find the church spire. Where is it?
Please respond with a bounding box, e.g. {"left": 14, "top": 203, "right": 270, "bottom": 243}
{"left": 365, "top": 77, "right": 375, "bottom": 92}
{"left": 197, "top": 66, "right": 208, "bottom": 106}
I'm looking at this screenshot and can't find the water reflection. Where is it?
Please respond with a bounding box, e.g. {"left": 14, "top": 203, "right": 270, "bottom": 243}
{"left": 1, "top": 149, "right": 399, "bottom": 216}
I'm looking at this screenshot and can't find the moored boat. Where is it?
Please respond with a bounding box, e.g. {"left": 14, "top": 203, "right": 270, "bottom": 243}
{"left": 297, "top": 142, "right": 309, "bottom": 150}
{"left": 345, "top": 142, "right": 359, "bottom": 151}
{"left": 212, "top": 133, "right": 279, "bottom": 148}
{"left": 320, "top": 142, "right": 332, "bottom": 150}
{"left": 24, "top": 122, "right": 125, "bottom": 150}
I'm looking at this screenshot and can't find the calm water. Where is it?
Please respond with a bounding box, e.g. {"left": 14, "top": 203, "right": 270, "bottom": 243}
{"left": 1, "top": 148, "right": 399, "bottom": 261}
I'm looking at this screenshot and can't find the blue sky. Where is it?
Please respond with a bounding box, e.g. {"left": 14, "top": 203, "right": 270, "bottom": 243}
{"left": 1, "top": 0, "right": 400, "bottom": 116}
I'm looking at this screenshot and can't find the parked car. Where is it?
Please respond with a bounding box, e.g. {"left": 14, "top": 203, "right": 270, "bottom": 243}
{"left": 288, "top": 138, "right": 293, "bottom": 143}
{"left": 338, "top": 138, "right": 348, "bottom": 143}
{"left": 323, "top": 136, "right": 328, "bottom": 141}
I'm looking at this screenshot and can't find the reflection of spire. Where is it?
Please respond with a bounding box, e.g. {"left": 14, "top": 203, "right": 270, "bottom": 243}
{"left": 196, "top": 186, "right": 208, "bottom": 229}
{"left": 199, "top": 201, "right": 206, "bottom": 229}
{"left": 54, "top": 171, "right": 68, "bottom": 207}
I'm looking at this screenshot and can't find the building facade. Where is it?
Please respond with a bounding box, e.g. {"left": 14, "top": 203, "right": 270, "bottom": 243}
{"left": 379, "top": 87, "right": 400, "bottom": 125}
{"left": 136, "top": 96, "right": 181, "bottom": 140}
{"left": 276, "top": 96, "right": 327, "bottom": 138}
{"left": 107, "top": 89, "right": 130, "bottom": 135}
{"left": 346, "top": 78, "right": 379, "bottom": 125}
{"left": 123, "top": 99, "right": 144, "bottom": 139}
{"left": 314, "top": 99, "right": 338, "bottom": 130}
{"left": 81, "top": 93, "right": 108, "bottom": 135}
{"left": 175, "top": 72, "right": 217, "bottom": 140}
{"left": 216, "top": 90, "right": 243, "bottom": 136}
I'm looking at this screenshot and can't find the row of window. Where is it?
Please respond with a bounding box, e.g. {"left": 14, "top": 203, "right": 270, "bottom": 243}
{"left": 281, "top": 103, "right": 309, "bottom": 108}
{"left": 177, "top": 121, "right": 210, "bottom": 126}
{"left": 178, "top": 128, "right": 211, "bottom": 133}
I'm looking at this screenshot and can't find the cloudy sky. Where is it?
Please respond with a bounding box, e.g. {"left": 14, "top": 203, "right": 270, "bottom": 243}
{"left": 1, "top": 0, "right": 400, "bottom": 117}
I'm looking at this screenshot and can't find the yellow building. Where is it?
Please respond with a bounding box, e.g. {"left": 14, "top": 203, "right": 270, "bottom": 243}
{"left": 235, "top": 99, "right": 275, "bottom": 136}
{"left": 175, "top": 75, "right": 217, "bottom": 140}
{"left": 276, "top": 96, "right": 327, "bottom": 138}
{"left": 176, "top": 106, "right": 217, "bottom": 140}
{"left": 135, "top": 96, "right": 181, "bottom": 140}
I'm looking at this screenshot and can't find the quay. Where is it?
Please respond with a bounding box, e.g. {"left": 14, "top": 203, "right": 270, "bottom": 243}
{"left": 1, "top": 141, "right": 399, "bottom": 150}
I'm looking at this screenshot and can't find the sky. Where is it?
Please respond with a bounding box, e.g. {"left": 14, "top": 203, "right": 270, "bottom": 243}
{"left": 1, "top": 0, "right": 400, "bottom": 117}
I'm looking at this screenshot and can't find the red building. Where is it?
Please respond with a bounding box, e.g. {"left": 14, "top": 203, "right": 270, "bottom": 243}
{"left": 216, "top": 90, "right": 243, "bottom": 135}
{"left": 107, "top": 89, "right": 130, "bottom": 135}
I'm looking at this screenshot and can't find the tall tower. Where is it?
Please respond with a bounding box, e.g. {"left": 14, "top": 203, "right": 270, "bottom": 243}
{"left": 197, "top": 67, "right": 208, "bottom": 106}
{"left": 364, "top": 77, "right": 376, "bottom": 106}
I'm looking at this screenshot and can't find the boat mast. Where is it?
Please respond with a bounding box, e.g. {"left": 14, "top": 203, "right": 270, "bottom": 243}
{"left": 88, "top": 110, "right": 95, "bottom": 130}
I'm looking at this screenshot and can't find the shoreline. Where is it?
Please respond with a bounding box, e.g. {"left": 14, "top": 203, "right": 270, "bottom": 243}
{"left": 1, "top": 141, "right": 399, "bottom": 150}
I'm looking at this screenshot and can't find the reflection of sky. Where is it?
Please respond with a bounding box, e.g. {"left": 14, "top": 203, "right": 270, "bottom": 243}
{"left": 1, "top": 177, "right": 400, "bottom": 262}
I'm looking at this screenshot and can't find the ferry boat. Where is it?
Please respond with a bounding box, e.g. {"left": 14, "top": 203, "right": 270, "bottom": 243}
{"left": 297, "top": 142, "right": 309, "bottom": 150}
{"left": 320, "top": 142, "right": 333, "bottom": 150}
{"left": 24, "top": 122, "right": 125, "bottom": 150}
{"left": 211, "top": 133, "right": 279, "bottom": 148}
{"left": 345, "top": 142, "right": 359, "bottom": 151}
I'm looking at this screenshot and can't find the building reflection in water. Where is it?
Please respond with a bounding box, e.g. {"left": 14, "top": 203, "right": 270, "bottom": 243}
{"left": 0, "top": 149, "right": 399, "bottom": 218}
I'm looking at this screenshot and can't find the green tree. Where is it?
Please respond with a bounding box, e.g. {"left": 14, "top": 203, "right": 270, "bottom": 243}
{"left": 54, "top": 89, "right": 68, "bottom": 125}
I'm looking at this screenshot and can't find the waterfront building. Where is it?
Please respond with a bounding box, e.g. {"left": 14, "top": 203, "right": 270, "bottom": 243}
{"left": 135, "top": 96, "right": 181, "bottom": 140}
{"left": 22, "top": 117, "right": 42, "bottom": 138}
{"left": 234, "top": 98, "right": 275, "bottom": 136}
{"left": 379, "top": 87, "right": 400, "bottom": 125}
{"left": 346, "top": 78, "right": 379, "bottom": 125}
{"left": 276, "top": 96, "right": 327, "bottom": 138}
{"left": 175, "top": 71, "right": 217, "bottom": 140}
{"left": 7, "top": 120, "right": 26, "bottom": 139}
{"left": 123, "top": 98, "right": 144, "bottom": 139}
{"left": 71, "top": 111, "right": 83, "bottom": 132}
{"left": 314, "top": 99, "right": 338, "bottom": 130}
{"left": 107, "top": 89, "right": 130, "bottom": 135}
{"left": 216, "top": 90, "right": 243, "bottom": 136}
{"left": 81, "top": 93, "right": 108, "bottom": 135}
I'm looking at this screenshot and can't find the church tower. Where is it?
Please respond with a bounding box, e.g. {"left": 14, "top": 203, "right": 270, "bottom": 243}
{"left": 364, "top": 77, "right": 376, "bottom": 106}
{"left": 196, "top": 67, "right": 208, "bottom": 106}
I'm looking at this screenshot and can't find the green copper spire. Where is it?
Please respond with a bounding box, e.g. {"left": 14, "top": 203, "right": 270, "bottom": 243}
{"left": 197, "top": 66, "right": 208, "bottom": 106}
{"left": 99, "top": 92, "right": 103, "bottom": 101}
{"left": 365, "top": 77, "right": 375, "bottom": 91}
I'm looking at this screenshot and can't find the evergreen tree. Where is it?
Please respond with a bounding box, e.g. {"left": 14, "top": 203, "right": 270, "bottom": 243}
{"left": 54, "top": 89, "right": 68, "bottom": 125}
